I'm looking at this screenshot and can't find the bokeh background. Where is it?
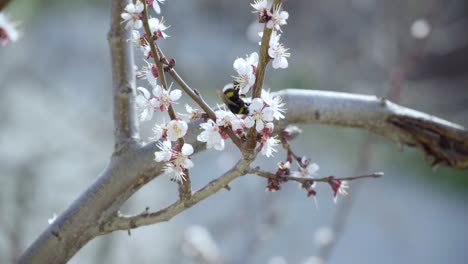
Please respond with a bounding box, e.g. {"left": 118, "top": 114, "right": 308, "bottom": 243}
{"left": 1, "top": 0, "right": 467, "bottom": 263}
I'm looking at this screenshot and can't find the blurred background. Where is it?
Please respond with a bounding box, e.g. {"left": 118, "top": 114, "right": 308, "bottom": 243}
{"left": 1, "top": 0, "right": 467, "bottom": 263}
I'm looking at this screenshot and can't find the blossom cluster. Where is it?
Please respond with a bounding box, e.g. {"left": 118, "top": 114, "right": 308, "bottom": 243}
{"left": 199, "top": 1, "right": 291, "bottom": 157}
{"left": 265, "top": 129, "right": 349, "bottom": 203}
{"left": 123, "top": 0, "right": 193, "bottom": 182}
{"left": 253, "top": 0, "right": 290, "bottom": 69}
{"left": 196, "top": 88, "right": 285, "bottom": 157}
{"left": 124, "top": 1, "right": 291, "bottom": 182}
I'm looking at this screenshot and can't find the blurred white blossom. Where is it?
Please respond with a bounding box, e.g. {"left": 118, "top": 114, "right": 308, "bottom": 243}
{"left": 411, "top": 18, "right": 431, "bottom": 39}
{"left": 0, "top": 13, "right": 19, "bottom": 46}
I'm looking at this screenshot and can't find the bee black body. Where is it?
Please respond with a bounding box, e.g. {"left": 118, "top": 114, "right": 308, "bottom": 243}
{"left": 221, "top": 83, "right": 250, "bottom": 115}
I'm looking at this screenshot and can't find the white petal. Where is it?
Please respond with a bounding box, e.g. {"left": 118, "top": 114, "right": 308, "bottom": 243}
{"left": 272, "top": 59, "right": 282, "bottom": 69}
{"left": 153, "top": 2, "right": 161, "bottom": 14}
{"left": 250, "top": 98, "right": 264, "bottom": 111}
{"left": 248, "top": 52, "right": 259, "bottom": 66}
{"left": 133, "top": 20, "right": 143, "bottom": 29}
{"left": 152, "top": 85, "right": 163, "bottom": 97}
{"left": 233, "top": 57, "right": 245, "bottom": 71}
{"left": 239, "top": 85, "right": 251, "bottom": 95}
{"left": 121, "top": 13, "right": 131, "bottom": 20}
{"left": 135, "top": 2, "right": 144, "bottom": 13}
{"left": 148, "top": 109, "right": 155, "bottom": 120}
{"left": 214, "top": 140, "right": 225, "bottom": 151}
{"left": 262, "top": 107, "right": 274, "bottom": 121}
{"left": 125, "top": 4, "right": 135, "bottom": 13}
{"left": 137, "top": 87, "right": 151, "bottom": 99}
{"left": 155, "top": 151, "right": 168, "bottom": 162}
{"left": 255, "top": 120, "right": 264, "bottom": 132}
{"left": 308, "top": 163, "right": 319, "bottom": 175}
{"left": 184, "top": 158, "right": 194, "bottom": 169}
{"left": 279, "top": 57, "right": 288, "bottom": 69}
{"left": 182, "top": 143, "right": 194, "bottom": 156}
{"left": 169, "top": 89, "right": 182, "bottom": 101}
{"left": 244, "top": 116, "right": 255, "bottom": 128}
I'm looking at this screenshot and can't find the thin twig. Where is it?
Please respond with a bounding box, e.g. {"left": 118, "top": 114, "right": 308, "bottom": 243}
{"left": 246, "top": 0, "right": 282, "bottom": 150}
{"left": 251, "top": 0, "right": 282, "bottom": 99}
{"left": 249, "top": 167, "right": 383, "bottom": 184}
{"left": 141, "top": 1, "right": 191, "bottom": 201}
{"left": 101, "top": 154, "right": 255, "bottom": 233}
{"left": 155, "top": 46, "right": 243, "bottom": 148}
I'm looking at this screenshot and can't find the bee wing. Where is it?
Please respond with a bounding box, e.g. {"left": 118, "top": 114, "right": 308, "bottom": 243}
{"left": 217, "top": 90, "right": 237, "bottom": 106}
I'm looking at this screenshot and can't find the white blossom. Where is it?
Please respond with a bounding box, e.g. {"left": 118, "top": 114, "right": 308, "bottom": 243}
{"left": 164, "top": 143, "right": 194, "bottom": 182}
{"left": 159, "top": 142, "right": 193, "bottom": 182}
{"left": 245, "top": 52, "right": 259, "bottom": 68}
{"left": 155, "top": 141, "right": 194, "bottom": 182}
{"left": 269, "top": 30, "right": 281, "bottom": 46}
{"left": 333, "top": 180, "right": 349, "bottom": 203}
{"left": 151, "top": 123, "right": 165, "bottom": 141}
{"left": 155, "top": 140, "right": 173, "bottom": 162}
{"left": 166, "top": 119, "right": 188, "bottom": 141}
{"left": 163, "top": 165, "right": 185, "bottom": 182}
{"left": 148, "top": 17, "right": 169, "bottom": 39}
{"left": 292, "top": 160, "right": 319, "bottom": 178}
{"left": 0, "top": 13, "right": 19, "bottom": 46}
{"left": 197, "top": 120, "right": 225, "bottom": 151}
{"left": 136, "top": 87, "right": 157, "bottom": 122}
{"left": 233, "top": 52, "right": 258, "bottom": 95}
{"left": 185, "top": 104, "right": 204, "bottom": 120}
{"left": 268, "top": 42, "right": 290, "bottom": 69}
{"left": 215, "top": 109, "right": 244, "bottom": 131}
{"left": 314, "top": 226, "right": 335, "bottom": 247}
{"left": 142, "top": 45, "right": 152, "bottom": 58}
{"left": 260, "top": 136, "right": 279, "bottom": 157}
{"left": 411, "top": 19, "right": 431, "bottom": 39}
{"left": 261, "top": 89, "right": 286, "bottom": 120}
{"left": 152, "top": 84, "right": 182, "bottom": 111}
{"left": 141, "top": 60, "right": 158, "bottom": 88}
{"left": 183, "top": 225, "right": 222, "bottom": 263}
{"left": 267, "top": 4, "right": 289, "bottom": 31}
{"left": 176, "top": 144, "right": 194, "bottom": 170}
{"left": 130, "top": 30, "right": 145, "bottom": 48}
{"left": 251, "top": 0, "right": 268, "bottom": 13}
{"left": 121, "top": 1, "right": 144, "bottom": 29}
{"left": 244, "top": 98, "right": 274, "bottom": 132}
{"left": 149, "top": 0, "right": 166, "bottom": 14}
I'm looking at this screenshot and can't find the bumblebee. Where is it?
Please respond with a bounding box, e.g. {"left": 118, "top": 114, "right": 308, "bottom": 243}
{"left": 219, "top": 82, "right": 249, "bottom": 115}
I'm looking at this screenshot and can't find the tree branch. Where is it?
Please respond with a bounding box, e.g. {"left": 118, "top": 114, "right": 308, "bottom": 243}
{"left": 249, "top": 167, "right": 384, "bottom": 184}
{"left": 108, "top": 0, "right": 140, "bottom": 150}
{"left": 100, "top": 154, "right": 254, "bottom": 233}
{"left": 278, "top": 89, "right": 468, "bottom": 169}
{"left": 19, "top": 88, "right": 467, "bottom": 264}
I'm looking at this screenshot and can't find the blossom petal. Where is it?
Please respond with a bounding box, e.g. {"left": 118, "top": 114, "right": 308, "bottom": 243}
{"left": 181, "top": 143, "right": 194, "bottom": 156}
{"left": 244, "top": 116, "right": 255, "bottom": 128}
{"left": 153, "top": 3, "right": 161, "bottom": 14}
{"left": 137, "top": 87, "right": 151, "bottom": 99}
{"left": 169, "top": 89, "right": 182, "bottom": 101}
